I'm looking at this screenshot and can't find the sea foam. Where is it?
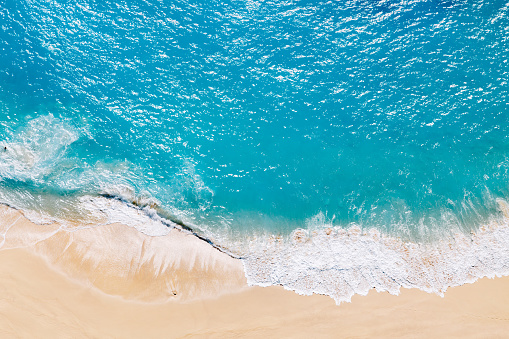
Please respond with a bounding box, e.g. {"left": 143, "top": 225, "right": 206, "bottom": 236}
{"left": 241, "top": 200, "right": 509, "bottom": 304}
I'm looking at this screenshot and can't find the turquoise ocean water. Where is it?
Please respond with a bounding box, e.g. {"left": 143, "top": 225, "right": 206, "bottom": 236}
{"left": 1, "top": 0, "right": 509, "bottom": 302}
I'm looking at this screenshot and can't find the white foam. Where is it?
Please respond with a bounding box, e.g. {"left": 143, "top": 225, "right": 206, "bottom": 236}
{"left": 78, "top": 196, "right": 171, "bottom": 237}
{"left": 0, "top": 192, "right": 173, "bottom": 238}
{"left": 0, "top": 114, "right": 81, "bottom": 182}
{"left": 241, "top": 202, "right": 509, "bottom": 304}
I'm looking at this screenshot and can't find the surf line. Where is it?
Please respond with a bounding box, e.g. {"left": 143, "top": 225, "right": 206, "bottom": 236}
{"left": 98, "top": 193, "right": 245, "bottom": 260}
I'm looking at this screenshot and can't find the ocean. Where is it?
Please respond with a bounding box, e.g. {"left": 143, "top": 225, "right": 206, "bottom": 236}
{"left": 0, "top": 0, "right": 508, "bottom": 303}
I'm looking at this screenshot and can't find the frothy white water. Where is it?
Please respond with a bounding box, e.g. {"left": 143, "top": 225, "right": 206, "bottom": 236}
{"left": 241, "top": 200, "right": 509, "bottom": 304}
{"left": 0, "top": 114, "right": 82, "bottom": 182}
{"left": 78, "top": 195, "right": 171, "bottom": 236}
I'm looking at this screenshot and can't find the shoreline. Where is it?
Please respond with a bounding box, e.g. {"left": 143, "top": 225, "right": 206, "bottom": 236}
{"left": 1, "top": 204, "right": 509, "bottom": 337}
{"left": 5, "top": 195, "right": 509, "bottom": 304}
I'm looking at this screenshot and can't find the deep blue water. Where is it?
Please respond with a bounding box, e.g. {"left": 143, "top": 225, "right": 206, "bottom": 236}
{"left": 0, "top": 0, "right": 508, "bottom": 242}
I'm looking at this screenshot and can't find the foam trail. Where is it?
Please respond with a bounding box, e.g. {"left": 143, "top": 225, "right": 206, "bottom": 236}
{"left": 242, "top": 201, "right": 509, "bottom": 304}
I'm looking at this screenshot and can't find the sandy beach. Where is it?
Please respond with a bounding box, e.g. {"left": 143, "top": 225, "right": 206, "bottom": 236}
{"left": 1, "top": 205, "right": 509, "bottom": 338}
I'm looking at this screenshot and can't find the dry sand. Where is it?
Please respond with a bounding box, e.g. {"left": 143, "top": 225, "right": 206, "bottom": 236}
{"left": 1, "top": 205, "right": 509, "bottom": 338}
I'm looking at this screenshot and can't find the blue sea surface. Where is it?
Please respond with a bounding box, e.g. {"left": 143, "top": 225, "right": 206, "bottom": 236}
{"left": 0, "top": 0, "right": 508, "bottom": 246}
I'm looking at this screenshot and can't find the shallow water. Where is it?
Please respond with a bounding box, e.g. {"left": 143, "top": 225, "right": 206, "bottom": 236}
{"left": 1, "top": 0, "right": 508, "bottom": 302}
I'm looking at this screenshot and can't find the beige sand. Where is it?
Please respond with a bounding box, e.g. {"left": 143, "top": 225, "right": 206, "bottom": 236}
{"left": 0, "top": 204, "right": 247, "bottom": 302}
{"left": 1, "top": 205, "right": 509, "bottom": 338}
